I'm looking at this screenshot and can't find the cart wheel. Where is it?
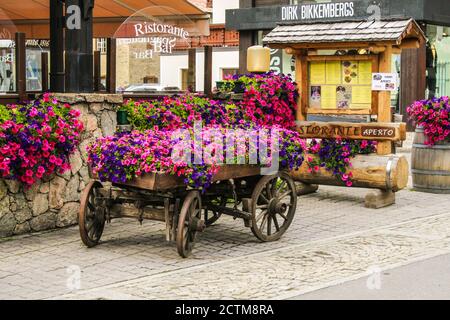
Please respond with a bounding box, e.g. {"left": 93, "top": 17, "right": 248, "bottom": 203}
{"left": 250, "top": 172, "right": 297, "bottom": 242}
{"left": 177, "top": 191, "right": 204, "bottom": 258}
{"left": 79, "top": 181, "right": 106, "bottom": 248}
{"left": 203, "top": 196, "right": 225, "bottom": 226}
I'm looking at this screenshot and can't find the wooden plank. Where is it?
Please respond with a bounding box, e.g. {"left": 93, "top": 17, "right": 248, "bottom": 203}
{"left": 400, "top": 45, "right": 426, "bottom": 131}
{"left": 203, "top": 46, "right": 213, "bottom": 96}
{"left": 239, "top": 31, "right": 254, "bottom": 74}
{"left": 306, "top": 108, "right": 372, "bottom": 116}
{"left": 297, "top": 121, "right": 406, "bottom": 141}
{"left": 93, "top": 50, "right": 101, "bottom": 92}
{"left": 270, "top": 41, "right": 398, "bottom": 50}
{"left": 188, "top": 48, "right": 196, "bottom": 92}
{"left": 15, "top": 32, "right": 26, "bottom": 102}
{"left": 109, "top": 204, "right": 166, "bottom": 221}
{"left": 295, "top": 52, "right": 308, "bottom": 121}
{"left": 212, "top": 165, "right": 260, "bottom": 182}
{"left": 377, "top": 44, "right": 393, "bottom": 155}
{"left": 41, "top": 52, "right": 49, "bottom": 92}
{"left": 371, "top": 55, "right": 380, "bottom": 115}
{"left": 306, "top": 55, "right": 377, "bottom": 62}
{"left": 112, "top": 165, "right": 261, "bottom": 191}
{"left": 106, "top": 38, "right": 116, "bottom": 93}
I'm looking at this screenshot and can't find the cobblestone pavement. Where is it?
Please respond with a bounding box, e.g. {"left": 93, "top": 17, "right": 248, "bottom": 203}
{"left": 1, "top": 178, "right": 449, "bottom": 300}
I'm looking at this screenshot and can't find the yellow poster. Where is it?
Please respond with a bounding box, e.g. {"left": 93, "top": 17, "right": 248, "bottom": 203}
{"left": 326, "top": 61, "right": 341, "bottom": 84}
{"left": 358, "top": 61, "right": 372, "bottom": 85}
{"left": 352, "top": 86, "right": 372, "bottom": 105}
{"left": 310, "top": 62, "right": 326, "bottom": 84}
{"left": 321, "top": 85, "right": 337, "bottom": 109}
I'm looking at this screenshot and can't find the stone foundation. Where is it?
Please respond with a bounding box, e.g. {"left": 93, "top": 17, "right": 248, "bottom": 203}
{"left": 0, "top": 93, "right": 122, "bottom": 238}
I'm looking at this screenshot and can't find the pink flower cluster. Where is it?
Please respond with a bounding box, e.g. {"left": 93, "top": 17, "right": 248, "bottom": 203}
{"left": 407, "top": 96, "right": 450, "bottom": 145}
{"left": 225, "top": 72, "right": 298, "bottom": 129}
{"left": 0, "top": 93, "right": 84, "bottom": 186}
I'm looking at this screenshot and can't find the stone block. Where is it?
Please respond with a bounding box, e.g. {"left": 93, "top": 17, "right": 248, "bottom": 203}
{"left": 31, "top": 193, "right": 49, "bottom": 216}
{"left": 30, "top": 212, "right": 56, "bottom": 232}
{"left": 49, "top": 176, "right": 67, "bottom": 210}
{"left": 57, "top": 202, "right": 80, "bottom": 227}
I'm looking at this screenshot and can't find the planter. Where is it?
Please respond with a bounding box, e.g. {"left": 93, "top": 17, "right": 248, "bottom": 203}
{"left": 215, "top": 81, "right": 227, "bottom": 92}
{"left": 411, "top": 126, "right": 450, "bottom": 194}
{"left": 232, "top": 81, "right": 246, "bottom": 94}
{"left": 116, "top": 110, "right": 130, "bottom": 125}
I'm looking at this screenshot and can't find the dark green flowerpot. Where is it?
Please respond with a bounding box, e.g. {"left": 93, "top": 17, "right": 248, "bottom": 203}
{"left": 216, "top": 81, "right": 226, "bottom": 91}
{"left": 233, "top": 81, "right": 246, "bottom": 94}
{"left": 117, "top": 110, "right": 130, "bottom": 125}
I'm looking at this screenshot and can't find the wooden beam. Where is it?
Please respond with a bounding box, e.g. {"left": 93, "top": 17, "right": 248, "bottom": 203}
{"left": 49, "top": 0, "right": 64, "bottom": 92}
{"left": 15, "top": 32, "right": 26, "bottom": 102}
{"left": 377, "top": 44, "right": 393, "bottom": 155}
{"left": 188, "top": 48, "right": 196, "bottom": 92}
{"left": 368, "top": 46, "right": 386, "bottom": 53}
{"left": 106, "top": 38, "right": 116, "bottom": 93}
{"left": 269, "top": 41, "right": 397, "bottom": 50}
{"left": 399, "top": 38, "right": 420, "bottom": 49}
{"left": 306, "top": 108, "right": 372, "bottom": 116}
{"left": 203, "top": 46, "right": 213, "bottom": 96}
{"left": 295, "top": 52, "right": 308, "bottom": 121}
{"left": 297, "top": 121, "right": 406, "bottom": 141}
{"left": 41, "top": 52, "right": 49, "bottom": 92}
{"left": 93, "top": 50, "right": 101, "bottom": 92}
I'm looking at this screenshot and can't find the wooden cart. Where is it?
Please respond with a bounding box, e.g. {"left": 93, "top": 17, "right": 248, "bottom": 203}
{"left": 78, "top": 165, "right": 298, "bottom": 258}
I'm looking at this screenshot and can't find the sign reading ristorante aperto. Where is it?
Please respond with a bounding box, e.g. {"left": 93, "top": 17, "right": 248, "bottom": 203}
{"left": 281, "top": 2, "right": 355, "bottom": 21}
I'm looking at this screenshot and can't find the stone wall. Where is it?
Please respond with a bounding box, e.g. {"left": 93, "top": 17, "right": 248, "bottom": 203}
{"left": 0, "top": 93, "right": 122, "bottom": 238}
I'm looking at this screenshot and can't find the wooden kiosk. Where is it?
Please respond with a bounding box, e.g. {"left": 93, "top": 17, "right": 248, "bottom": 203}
{"left": 264, "top": 18, "right": 426, "bottom": 208}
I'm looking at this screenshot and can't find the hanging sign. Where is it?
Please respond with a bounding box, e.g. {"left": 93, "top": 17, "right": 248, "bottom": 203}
{"left": 281, "top": 2, "right": 355, "bottom": 21}
{"left": 372, "top": 73, "right": 399, "bottom": 91}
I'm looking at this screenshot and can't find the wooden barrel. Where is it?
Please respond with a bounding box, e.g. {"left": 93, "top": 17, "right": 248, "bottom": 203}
{"left": 411, "top": 127, "right": 450, "bottom": 194}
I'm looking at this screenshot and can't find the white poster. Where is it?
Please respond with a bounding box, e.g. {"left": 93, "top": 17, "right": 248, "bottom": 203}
{"left": 372, "top": 73, "right": 399, "bottom": 91}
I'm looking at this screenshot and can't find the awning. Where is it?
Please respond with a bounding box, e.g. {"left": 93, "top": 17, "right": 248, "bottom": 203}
{"left": 0, "top": 0, "right": 211, "bottom": 38}
{"left": 263, "top": 18, "right": 426, "bottom": 49}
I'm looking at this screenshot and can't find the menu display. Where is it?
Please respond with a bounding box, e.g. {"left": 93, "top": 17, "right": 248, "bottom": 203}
{"left": 309, "top": 59, "right": 372, "bottom": 110}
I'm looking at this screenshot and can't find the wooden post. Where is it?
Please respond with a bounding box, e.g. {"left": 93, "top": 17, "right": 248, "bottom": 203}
{"left": 377, "top": 45, "right": 393, "bottom": 155}
{"left": 295, "top": 52, "right": 308, "bottom": 121}
{"left": 188, "top": 48, "right": 196, "bottom": 92}
{"left": 106, "top": 38, "right": 116, "bottom": 93}
{"left": 41, "top": 52, "right": 49, "bottom": 92}
{"left": 93, "top": 50, "right": 101, "bottom": 92}
{"left": 49, "top": 0, "right": 65, "bottom": 92}
{"left": 203, "top": 46, "right": 213, "bottom": 96}
{"left": 15, "top": 32, "right": 26, "bottom": 102}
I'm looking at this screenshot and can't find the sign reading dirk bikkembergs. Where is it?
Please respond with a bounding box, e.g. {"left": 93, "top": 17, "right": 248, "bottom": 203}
{"left": 281, "top": 2, "right": 355, "bottom": 21}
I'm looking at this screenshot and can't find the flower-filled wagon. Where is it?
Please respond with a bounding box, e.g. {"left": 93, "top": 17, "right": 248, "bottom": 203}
{"left": 81, "top": 76, "right": 305, "bottom": 258}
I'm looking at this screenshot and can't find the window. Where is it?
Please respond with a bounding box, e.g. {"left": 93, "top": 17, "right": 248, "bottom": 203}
{"left": 222, "top": 68, "right": 238, "bottom": 79}
{"left": 95, "top": 38, "right": 107, "bottom": 54}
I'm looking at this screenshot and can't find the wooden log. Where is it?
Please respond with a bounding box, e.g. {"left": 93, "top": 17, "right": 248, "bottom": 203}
{"left": 297, "top": 121, "right": 407, "bottom": 142}
{"left": 294, "top": 182, "right": 319, "bottom": 196}
{"left": 291, "top": 154, "right": 409, "bottom": 192}
{"left": 365, "top": 190, "right": 395, "bottom": 209}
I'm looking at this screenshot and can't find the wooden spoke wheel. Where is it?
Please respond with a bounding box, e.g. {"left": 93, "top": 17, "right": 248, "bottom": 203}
{"left": 250, "top": 172, "right": 297, "bottom": 242}
{"left": 203, "top": 196, "right": 226, "bottom": 226}
{"left": 79, "top": 181, "right": 106, "bottom": 248}
{"left": 177, "top": 191, "right": 205, "bottom": 258}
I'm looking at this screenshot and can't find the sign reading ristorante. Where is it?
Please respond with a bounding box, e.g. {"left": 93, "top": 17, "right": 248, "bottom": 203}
{"left": 281, "top": 2, "right": 355, "bottom": 21}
